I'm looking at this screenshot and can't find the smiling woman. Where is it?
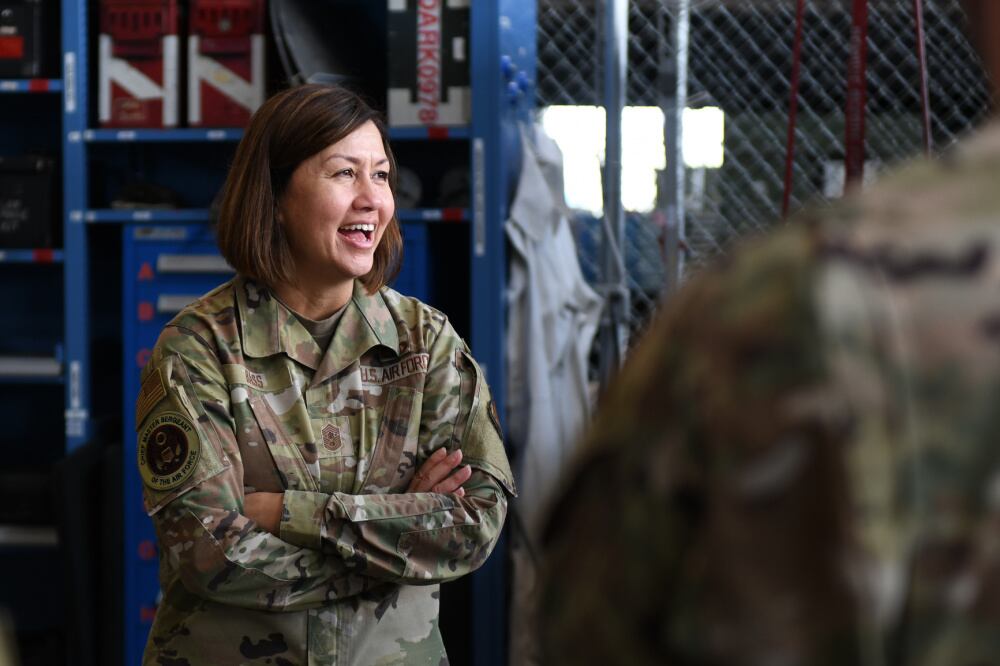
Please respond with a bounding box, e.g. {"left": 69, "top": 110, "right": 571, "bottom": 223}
{"left": 135, "top": 85, "right": 515, "bottom": 666}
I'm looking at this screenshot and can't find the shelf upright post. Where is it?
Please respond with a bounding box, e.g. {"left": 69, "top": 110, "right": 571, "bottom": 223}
{"left": 469, "top": 2, "right": 504, "bottom": 664}
{"left": 469, "top": 1, "right": 535, "bottom": 664}
{"left": 62, "top": 0, "right": 90, "bottom": 451}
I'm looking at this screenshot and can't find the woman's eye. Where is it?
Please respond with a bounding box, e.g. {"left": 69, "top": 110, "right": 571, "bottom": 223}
{"left": 331, "top": 168, "right": 353, "bottom": 178}
{"left": 373, "top": 171, "right": 390, "bottom": 182}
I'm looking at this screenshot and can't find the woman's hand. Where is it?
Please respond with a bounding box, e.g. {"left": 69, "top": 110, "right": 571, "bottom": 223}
{"left": 244, "top": 491, "right": 284, "bottom": 535}
{"left": 407, "top": 447, "right": 471, "bottom": 497}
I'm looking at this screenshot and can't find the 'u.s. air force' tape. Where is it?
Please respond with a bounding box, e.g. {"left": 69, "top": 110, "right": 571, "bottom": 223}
{"left": 138, "top": 411, "right": 200, "bottom": 491}
{"left": 360, "top": 353, "right": 430, "bottom": 386}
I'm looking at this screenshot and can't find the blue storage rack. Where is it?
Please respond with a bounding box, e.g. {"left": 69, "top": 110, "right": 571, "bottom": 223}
{"left": 0, "top": 78, "right": 63, "bottom": 93}
{"left": 0, "top": 30, "right": 67, "bottom": 666}
{"left": 467, "top": 3, "right": 536, "bottom": 662}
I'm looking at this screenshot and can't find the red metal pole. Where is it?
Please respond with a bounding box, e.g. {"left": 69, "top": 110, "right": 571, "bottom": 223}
{"left": 913, "top": 0, "right": 932, "bottom": 156}
{"left": 844, "top": 0, "right": 870, "bottom": 192}
{"left": 781, "top": 0, "right": 807, "bottom": 218}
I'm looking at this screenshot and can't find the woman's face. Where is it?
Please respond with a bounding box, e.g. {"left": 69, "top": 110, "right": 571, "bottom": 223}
{"left": 278, "top": 120, "right": 395, "bottom": 289}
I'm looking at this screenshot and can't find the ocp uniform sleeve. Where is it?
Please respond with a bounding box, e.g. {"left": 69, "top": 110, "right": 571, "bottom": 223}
{"left": 138, "top": 324, "right": 374, "bottom": 610}
{"left": 278, "top": 318, "right": 515, "bottom": 583}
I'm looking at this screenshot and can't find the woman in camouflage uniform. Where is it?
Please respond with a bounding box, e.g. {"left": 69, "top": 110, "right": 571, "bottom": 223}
{"left": 136, "top": 84, "right": 515, "bottom": 665}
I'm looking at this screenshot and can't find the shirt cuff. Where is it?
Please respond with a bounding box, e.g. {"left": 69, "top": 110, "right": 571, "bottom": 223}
{"left": 279, "top": 489, "right": 331, "bottom": 550}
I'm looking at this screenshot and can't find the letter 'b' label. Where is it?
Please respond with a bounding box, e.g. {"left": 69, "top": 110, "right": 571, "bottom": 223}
{"left": 138, "top": 411, "right": 201, "bottom": 490}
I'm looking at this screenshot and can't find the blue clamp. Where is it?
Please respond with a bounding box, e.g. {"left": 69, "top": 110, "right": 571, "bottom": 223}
{"left": 506, "top": 80, "right": 522, "bottom": 106}
{"left": 515, "top": 70, "right": 530, "bottom": 93}
{"left": 500, "top": 54, "right": 515, "bottom": 80}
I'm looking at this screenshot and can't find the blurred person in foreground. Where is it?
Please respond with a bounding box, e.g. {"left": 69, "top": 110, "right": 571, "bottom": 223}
{"left": 137, "top": 84, "right": 514, "bottom": 665}
{"left": 540, "top": 2, "right": 1000, "bottom": 664}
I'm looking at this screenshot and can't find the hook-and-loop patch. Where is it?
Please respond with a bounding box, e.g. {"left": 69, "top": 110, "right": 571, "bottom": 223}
{"left": 138, "top": 411, "right": 201, "bottom": 491}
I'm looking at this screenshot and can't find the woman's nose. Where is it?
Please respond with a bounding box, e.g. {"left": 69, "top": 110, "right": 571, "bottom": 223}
{"left": 353, "top": 176, "right": 382, "bottom": 210}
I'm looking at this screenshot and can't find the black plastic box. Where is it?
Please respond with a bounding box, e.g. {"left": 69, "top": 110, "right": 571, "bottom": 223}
{"left": 0, "top": 0, "right": 42, "bottom": 78}
{"left": 0, "top": 155, "right": 58, "bottom": 249}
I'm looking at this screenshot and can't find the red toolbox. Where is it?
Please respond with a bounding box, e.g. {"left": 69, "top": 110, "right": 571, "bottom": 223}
{"left": 0, "top": 0, "right": 42, "bottom": 78}
{"left": 187, "top": 0, "right": 265, "bottom": 127}
{"left": 99, "top": 0, "right": 181, "bottom": 128}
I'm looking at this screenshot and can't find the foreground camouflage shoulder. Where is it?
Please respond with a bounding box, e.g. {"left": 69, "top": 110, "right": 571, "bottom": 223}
{"left": 541, "top": 122, "right": 1000, "bottom": 665}
{"left": 541, "top": 222, "right": 849, "bottom": 665}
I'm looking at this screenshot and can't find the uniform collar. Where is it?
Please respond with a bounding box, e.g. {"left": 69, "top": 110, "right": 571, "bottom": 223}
{"left": 236, "top": 277, "right": 400, "bottom": 380}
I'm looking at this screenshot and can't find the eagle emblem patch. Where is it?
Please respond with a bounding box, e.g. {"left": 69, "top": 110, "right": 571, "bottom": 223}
{"left": 138, "top": 411, "right": 200, "bottom": 490}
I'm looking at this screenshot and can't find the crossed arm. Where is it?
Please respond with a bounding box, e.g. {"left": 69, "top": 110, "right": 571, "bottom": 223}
{"left": 244, "top": 446, "right": 472, "bottom": 532}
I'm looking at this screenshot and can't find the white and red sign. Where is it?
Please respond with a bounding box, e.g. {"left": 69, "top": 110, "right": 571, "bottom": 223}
{"left": 388, "top": 0, "right": 470, "bottom": 128}
{"left": 188, "top": 0, "right": 265, "bottom": 127}
{"left": 98, "top": 1, "right": 181, "bottom": 128}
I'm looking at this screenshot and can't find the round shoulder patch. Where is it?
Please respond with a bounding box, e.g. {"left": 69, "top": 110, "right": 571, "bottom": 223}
{"left": 138, "top": 411, "right": 201, "bottom": 491}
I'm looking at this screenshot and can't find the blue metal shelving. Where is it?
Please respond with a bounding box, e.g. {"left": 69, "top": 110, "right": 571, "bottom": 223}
{"left": 0, "top": 249, "right": 64, "bottom": 263}
{"left": 83, "top": 209, "right": 213, "bottom": 223}
{"left": 465, "top": 3, "right": 534, "bottom": 665}
{"left": 63, "top": 0, "right": 89, "bottom": 450}
{"left": 0, "top": 20, "right": 68, "bottom": 660}
{"left": 0, "top": 372, "right": 65, "bottom": 385}
{"left": 0, "top": 79, "right": 63, "bottom": 93}
{"left": 389, "top": 125, "right": 470, "bottom": 140}
{"left": 397, "top": 208, "right": 469, "bottom": 222}
{"left": 85, "top": 209, "right": 467, "bottom": 224}
{"left": 82, "top": 128, "right": 243, "bottom": 142}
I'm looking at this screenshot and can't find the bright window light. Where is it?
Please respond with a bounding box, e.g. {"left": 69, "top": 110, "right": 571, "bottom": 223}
{"left": 540, "top": 105, "right": 606, "bottom": 215}
{"left": 683, "top": 107, "right": 725, "bottom": 169}
{"left": 540, "top": 105, "right": 725, "bottom": 214}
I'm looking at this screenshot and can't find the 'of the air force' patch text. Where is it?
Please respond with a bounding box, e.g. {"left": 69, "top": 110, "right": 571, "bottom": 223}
{"left": 138, "top": 411, "right": 200, "bottom": 490}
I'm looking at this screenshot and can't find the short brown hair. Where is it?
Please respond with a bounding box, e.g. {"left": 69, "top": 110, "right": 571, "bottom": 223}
{"left": 216, "top": 84, "right": 402, "bottom": 292}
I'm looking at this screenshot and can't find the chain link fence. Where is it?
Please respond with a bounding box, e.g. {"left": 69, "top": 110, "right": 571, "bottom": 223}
{"left": 537, "top": 0, "right": 991, "bottom": 344}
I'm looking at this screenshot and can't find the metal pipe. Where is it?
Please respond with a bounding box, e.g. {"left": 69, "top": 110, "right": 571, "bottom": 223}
{"left": 598, "top": 0, "right": 629, "bottom": 387}
{"left": 913, "top": 0, "right": 932, "bottom": 156}
{"left": 662, "top": 0, "right": 690, "bottom": 298}
{"left": 844, "top": 0, "right": 870, "bottom": 191}
{"left": 782, "top": 0, "right": 807, "bottom": 218}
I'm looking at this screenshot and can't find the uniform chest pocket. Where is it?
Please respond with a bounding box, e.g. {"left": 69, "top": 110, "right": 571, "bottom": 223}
{"left": 224, "top": 363, "right": 318, "bottom": 492}
{"left": 356, "top": 386, "right": 423, "bottom": 494}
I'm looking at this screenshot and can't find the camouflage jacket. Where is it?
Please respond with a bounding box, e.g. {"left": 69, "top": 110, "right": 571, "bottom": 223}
{"left": 541, "top": 122, "right": 1000, "bottom": 665}
{"left": 136, "top": 276, "right": 514, "bottom": 666}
